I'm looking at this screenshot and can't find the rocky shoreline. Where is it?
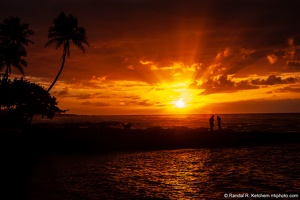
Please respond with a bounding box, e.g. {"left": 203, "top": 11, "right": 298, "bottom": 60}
{"left": 1, "top": 123, "right": 299, "bottom": 154}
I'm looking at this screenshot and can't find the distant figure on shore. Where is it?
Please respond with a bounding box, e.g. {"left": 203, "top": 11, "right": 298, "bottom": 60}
{"left": 209, "top": 115, "right": 214, "bottom": 132}
{"left": 217, "top": 116, "right": 221, "bottom": 130}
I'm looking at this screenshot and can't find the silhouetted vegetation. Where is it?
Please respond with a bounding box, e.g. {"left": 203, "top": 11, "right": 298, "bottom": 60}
{"left": 0, "top": 16, "right": 34, "bottom": 82}
{"left": 0, "top": 78, "right": 62, "bottom": 127}
{"left": 45, "top": 12, "right": 89, "bottom": 92}
{"left": 0, "top": 16, "right": 65, "bottom": 128}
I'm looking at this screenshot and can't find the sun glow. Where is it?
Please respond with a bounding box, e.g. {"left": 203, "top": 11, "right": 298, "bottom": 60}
{"left": 175, "top": 98, "right": 185, "bottom": 108}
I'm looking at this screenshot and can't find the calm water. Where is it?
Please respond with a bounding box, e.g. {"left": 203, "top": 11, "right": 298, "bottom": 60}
{"left": 29, "top": 144, "right": 300, "bottom": 200}
{"left": 33, "top": 113, "right": 300, "bottom": 132}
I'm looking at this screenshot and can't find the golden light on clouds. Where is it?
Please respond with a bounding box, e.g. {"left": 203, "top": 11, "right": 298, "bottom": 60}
{"left": 2, "top": 0, "right": 300, "bottom": 114}
{"left": 22, "top": 55, "right": 300, "bottom": 115}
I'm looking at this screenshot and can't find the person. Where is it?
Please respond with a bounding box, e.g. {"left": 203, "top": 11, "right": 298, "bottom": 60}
{"left": 217, "top": 116, "right": 221, "bottom": 130}
{"left": 209, "top": 115, "right": 214, "bottom": 132}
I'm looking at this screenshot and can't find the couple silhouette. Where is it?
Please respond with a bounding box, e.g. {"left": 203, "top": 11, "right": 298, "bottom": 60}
{"left": 209, "top": 115, "right": 221, "bottom": 132}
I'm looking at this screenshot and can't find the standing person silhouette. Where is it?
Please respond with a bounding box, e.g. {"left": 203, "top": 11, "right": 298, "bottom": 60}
{"left": 217, "top": 116, "right": 222, "bottom": 130}
{"left": 209, "top": 115, "right": 215, "bottom": 132}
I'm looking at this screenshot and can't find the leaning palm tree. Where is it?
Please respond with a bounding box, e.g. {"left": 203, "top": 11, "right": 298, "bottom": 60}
{"left": 0, "top": 16, "right": 34, "bottom": 81}
{"left": 45, "top": 12, "right": 89, "bottom": 92}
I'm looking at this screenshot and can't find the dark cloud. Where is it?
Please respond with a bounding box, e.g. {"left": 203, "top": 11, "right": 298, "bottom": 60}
{"left": 75, "top": 93, "right": 111, "bottom": 99}
{"left": 136, "top": 100, "right": 152, "bottom": 106}
{"left": 76, "top": 94, "right": 92, "bottom": 100}
{"left": 206, "top": 98, "right": 300, "bottom": 113}
{"left": 196, "top": 74, "right": 299, "bottom": 95}
{"left": 121, "top": 99, "right": 153, "bottom": 106}
{"left": 287, "top": 61, "right": 300, "bottom": 69}
{"left": 121, "top": 96, "right": 154, "bottom": 107}
{"left": 81, "top": 101, "right": 110, "bottom": 106}
{"left": 2, "top": 0, "right": 300, "bottom": 85}
{"left": 197, "top": 74, "right": 258, "bottom": 95}
{"left": 235, "top": 80, "right": 259, "bottom": 90}
{"left": 252, "top": 75, "right": 299, "bottom": 85}
{"left": 121, "top": 95, "right": 140, "bottom": 100}
{"left": 275, "top": 86, "right": 300, "bottom": 93}
{"left": 2, "top": 0, "right": 300, "bottom": 114}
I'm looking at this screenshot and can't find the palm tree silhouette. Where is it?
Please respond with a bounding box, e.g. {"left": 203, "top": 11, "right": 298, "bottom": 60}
{"left": 45, "top": 12, "right": 89, "bottom": 92}
{"left": 0, "top": 16, "right": 34, "bottom": 81}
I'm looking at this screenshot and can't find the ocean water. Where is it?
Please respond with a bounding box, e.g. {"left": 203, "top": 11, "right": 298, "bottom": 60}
{"left": 27, "top": 114, "right": 300, "bottom": 199}
{"left": 28, "top": 144, "right": 300, "bottom": 200}
{"left": 33, "top": 113, "right": 300, "bottom": 132}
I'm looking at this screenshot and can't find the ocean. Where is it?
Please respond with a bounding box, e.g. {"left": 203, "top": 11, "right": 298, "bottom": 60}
{"left": 33, "top": 113, "right": 300, "bottom": 133}
{"left": 26, "top": 113, "right": 300, "bottom": 199}
{"left": 16, "top": 113, "right": 299, "bottom": 199}
{"left": 28, "top": 144, "right": 300, "bottom": 200}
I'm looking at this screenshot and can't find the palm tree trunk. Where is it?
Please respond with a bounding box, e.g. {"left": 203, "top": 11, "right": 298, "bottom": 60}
{"left": 47, "top": 47, "right": 67, "bottom": 92}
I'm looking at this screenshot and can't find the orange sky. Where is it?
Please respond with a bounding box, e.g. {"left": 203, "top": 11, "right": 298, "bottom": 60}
{"left": 1, "top": 0, "right": 300, "bottom": 115}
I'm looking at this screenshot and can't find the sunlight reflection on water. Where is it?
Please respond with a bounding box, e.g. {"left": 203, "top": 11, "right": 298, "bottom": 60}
{"left": 29, "top": 144, "right": 300, "bottom": 200}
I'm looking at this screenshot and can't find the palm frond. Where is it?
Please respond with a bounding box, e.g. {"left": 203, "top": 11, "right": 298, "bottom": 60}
{"left": 45, "top": 12, "right": 89, "bottom": 91}
{"left": 0, "top": 16, "right": 33, "bottom": 78}
{"left": 15, "top": 63, "right": 25, "bottom": 75}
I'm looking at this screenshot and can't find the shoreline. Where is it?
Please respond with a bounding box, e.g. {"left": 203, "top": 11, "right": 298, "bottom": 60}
{"left": 1, "top": 123, "right": 299, "bottom": 154}
{"left": 31, "top": 113, "right": 300, "bottom": 134}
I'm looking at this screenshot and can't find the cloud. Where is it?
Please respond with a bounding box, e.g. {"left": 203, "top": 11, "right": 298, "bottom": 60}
{"left": 197, "top": 74, "right": 258, "bottom": 95}
{"left": 57, "top": 87, "right": 69, "bottom": 96}
{"left": 197, "top": 74, "right": 299, "bottom": 95}
{"left": 120, "top": 95, "right": 140, "bottom": 99}
{"left": 81, "top": 101, "right": 110, "bottom": 106}
{"left": 136, "top": 100, "right": 152, "bottom": 106}
{"left": 120, "top": 98, "right": 153, "bottom": 107}
{"left": 76, "top": 94, "right": 93, "bottom": 99}
{"left": 239, "top": 48, "right": 256, "bottom": 59}
{"left": 252, "top": 75, "right": 299, "bottom": 85}
{"left": 207, "top": 98, "right": 300, "bottom": 113}
{"left": 140, "top": 60, "right": 154, "bottom": 65}
{"left": 126, "top": 65, "right": 134, "bottom": 70}
{"left": 287, "top": 60, "right": 300, "bottom": 68}
{"left": 2, "top": 0, "right": 300, "bottom": 114}
{"left": 3, "top": 0, "right": 300, "bottom": 85}
{"left": 235, "top": 80, "right": 259, "bottom": 90}
{"left": 267, "top": 54, "right": 278, "bottom": 65}
{"left": 275, "top": 86, "right": 300, "bottom": 93}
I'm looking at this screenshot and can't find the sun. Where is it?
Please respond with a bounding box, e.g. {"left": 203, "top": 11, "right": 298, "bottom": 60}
{"left": 175, "top": 98, "right": 185, "bottom": 108}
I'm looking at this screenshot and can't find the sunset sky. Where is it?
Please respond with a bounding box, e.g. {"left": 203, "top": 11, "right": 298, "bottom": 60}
{"left": 1, "top": 0, "right": 300, "bottom": 115}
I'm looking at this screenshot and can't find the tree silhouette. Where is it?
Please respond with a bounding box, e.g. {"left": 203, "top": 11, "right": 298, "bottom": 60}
{"left": 0, "top": 16, "right": 34, "bottom": 81}
{"left": 45, "top": 12, "right": 89, "bottom": 92}
{"left": 0, "top": 78, "right": 62, "bottom": 127}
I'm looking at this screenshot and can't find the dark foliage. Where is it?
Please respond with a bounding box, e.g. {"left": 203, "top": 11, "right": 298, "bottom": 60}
{"left": 0, "top": 16, "right": 34, "bottom": 81}
{"left": 0, "top": 78, "right": 62, "bottom": 127}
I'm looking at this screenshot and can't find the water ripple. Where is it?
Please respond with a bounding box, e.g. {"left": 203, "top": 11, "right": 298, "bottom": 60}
{"left": 29, "top": 144, "right": 300, "bottom": 199}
